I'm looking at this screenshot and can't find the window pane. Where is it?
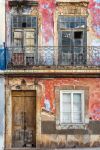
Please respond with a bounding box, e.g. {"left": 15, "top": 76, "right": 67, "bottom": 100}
{"left": 60, "top": 91, "right": 84, "bottom": 124}
{"left": 61, "top": 93, "right": 71, "bottom": 123}
{"left": 73, "top": 94, "right": 81, "bottom": 112}
{"left": 73, "top": 112, "right": 82, "bottom": 123}
{"left": 73, "top": 93, "right": 81, "bottom": 103}
{"left": 73, "top": 103, "right": 81, "bottom": 112}
{"left": 62, "top": 102, "right": 71, "bottom": 112}
{"left": 62, "top": 93, "right": 71, "bottom": 103}
{"left": 59, "top": 17, "right": 86, "bottom": 29}
{"left": 73, "top": 93, "right": 82, "bottom": 123}
{"left": 61, "top": 112, "right": 71, "bottom": 123}
{"left": 12, "top": 16, "right": 37, "bottom": 28}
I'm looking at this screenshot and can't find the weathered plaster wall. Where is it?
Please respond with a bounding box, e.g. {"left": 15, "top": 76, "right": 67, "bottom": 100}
{"left": 5, "top": 77, "right": 100, "bottom": 148}
{"left": 6, "top": 0, "right": 100, "bottom": 65}
{"left": 40, "top": 78, "right": 100, "bottom": 148}
{"left": 88, "top": 0, "right": 100, "bottom": 47}
{"left": 0, "top": 0, "right": 5, "bottom": 47}
{"left": 0, "top": 0, "right": 5, "bottom": 69}
{"left": 40, "top": 78, "right": 100, "bottom": 121}
{"left": 0, "top": 77, "right": 5, "bottom": 149}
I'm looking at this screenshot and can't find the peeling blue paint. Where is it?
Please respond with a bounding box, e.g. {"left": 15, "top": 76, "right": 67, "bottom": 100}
{"left": 0, "top": 48, "right": 5, "bottom": 70}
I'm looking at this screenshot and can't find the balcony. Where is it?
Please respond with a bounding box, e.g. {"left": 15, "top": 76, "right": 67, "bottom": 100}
{"left": 5, "top": 46, "right": 100, "bottom": 70}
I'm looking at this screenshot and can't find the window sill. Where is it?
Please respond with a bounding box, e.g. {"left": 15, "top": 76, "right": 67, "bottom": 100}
{"left": 56, "top": 123, "right": 88, "bottom": 130}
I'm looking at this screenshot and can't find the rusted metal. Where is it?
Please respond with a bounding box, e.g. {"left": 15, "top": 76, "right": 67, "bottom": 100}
{"left": 5, "top": 46, "right": 100, "bottom": 69}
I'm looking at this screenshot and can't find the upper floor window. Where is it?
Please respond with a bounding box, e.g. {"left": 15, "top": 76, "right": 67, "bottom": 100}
{"left": 10, "top": 15, "right": 38, "bottom": 66}
{"left": 12, "top": 15, "right": 37, "bottom": 29}
{"left": 58, "top": 16, "right": 87, "bottom": 65}
{"left": 60, "top": 90, "right": 84, "bottom": 124}
{"left": 11, "top": 15, "right": 38, "bottom": 47}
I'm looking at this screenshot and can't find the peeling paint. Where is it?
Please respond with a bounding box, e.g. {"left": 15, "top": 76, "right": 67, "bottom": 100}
{"left": 0, "top": 78, "right": 5, "bottom": 149}
{"left": 41, "top": 78, "right": 100, "bottom": 121}
{"left": 89, "top": 0, "right": 100, "bottom": 37}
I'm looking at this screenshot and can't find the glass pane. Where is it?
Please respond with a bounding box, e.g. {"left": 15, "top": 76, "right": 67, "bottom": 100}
{"left": 73, "top": 113, "right": 82, "bottom": 123}
{"left": 27, "top": 16, "right": 31, "bottom": 22}
{"left": 73, "top": 93, "right": 81, "bottom": 104}
{"left": 18, "top": 22, "right": 22, "bottom": 28}
{"left": 61, "top": 112, "right": 71, "bottom": 123}
{"left": 70, "top": 22, "right": 75, "bottom": 28}
{"left": 27, "top": 22, "right": 31, "bottom": 27}
{"left": 62, "top": 32, "right": 72, "bottom": 52}
{"left": 18, "top": 16, "right": 22, "bottom": 23}
{"left": 73, "top": 103, "right": 81, "bottom": 112}
{"left": 22, "top": 16, "right": 26, "bottom": 22}
{"left": 73, "top": 93, "right": 82, "bottom": 115}
{"left": 62, "top": 102, "right": 71, "bottom": 112}
{"left": 60, "top": 22, "right": 66, "bottom": 28}
{"left": 62, "top": 93, "right": 71, "bottom": 103}
{"left": 13, "top": 23, "right": 17, "bottom": 28}
{"left": 32, "top": 17, "right": 36, "bottom": 22}
{"left": 76, "top": 17, "right": 80, "bottom": 22}
{"left": 59, "top": 16, "right": 86, "bottom": 29}
{"left": 32, "top": 17, "right": 37, "bottom": 27}
{"left": 13, "top": 16, "right": 17, "bottom": 23}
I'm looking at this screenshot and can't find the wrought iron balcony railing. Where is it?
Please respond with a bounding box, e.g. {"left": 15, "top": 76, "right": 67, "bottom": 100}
{"left": 5, "top": 46, "right": 100, "bottom": 69}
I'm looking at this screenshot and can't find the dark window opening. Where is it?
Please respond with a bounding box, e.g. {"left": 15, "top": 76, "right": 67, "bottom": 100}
{"left": 22, "top": 22, "right": 26, "bottom": 28}
{"left": 74, "top": 31, "right": 83, "bottom": 39}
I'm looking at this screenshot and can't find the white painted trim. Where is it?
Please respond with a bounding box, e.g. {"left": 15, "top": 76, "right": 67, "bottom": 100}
{"left": 60, "top": 90, "right": 85, "bottom": 125}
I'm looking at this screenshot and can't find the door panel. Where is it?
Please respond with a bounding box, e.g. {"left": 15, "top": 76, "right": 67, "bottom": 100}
{"left": 12, "top": 91, "right": 36, "bottom": 148}
{"left": 12, "top": 29, "right": 35, "bottom": 66}
{"left": 60, "top": 30, "right": 85, "bottom": 65}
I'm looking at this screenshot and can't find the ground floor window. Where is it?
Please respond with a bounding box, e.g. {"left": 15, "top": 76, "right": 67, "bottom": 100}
{"left": 60, "top": 90, "right": 84, "bottom": 124}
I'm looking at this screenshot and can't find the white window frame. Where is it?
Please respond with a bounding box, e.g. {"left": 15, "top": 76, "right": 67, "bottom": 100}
{"left": 60, "top": 90, "right": 85, "bottom": 125}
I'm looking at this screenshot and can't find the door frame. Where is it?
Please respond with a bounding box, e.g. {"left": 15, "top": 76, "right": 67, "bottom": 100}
{"left": 11, "top": 90, "right": 36, "bottom": 148}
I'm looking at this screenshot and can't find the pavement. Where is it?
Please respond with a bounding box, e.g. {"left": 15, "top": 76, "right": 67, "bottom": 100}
{"left": 4, "top": 148, "right": 100, "bottom": 150}
{"left": 53, "top": 148, "right": 100, "bottom": 150}
{"left": 35, "top": 148, "right": 100, "bottom": 150}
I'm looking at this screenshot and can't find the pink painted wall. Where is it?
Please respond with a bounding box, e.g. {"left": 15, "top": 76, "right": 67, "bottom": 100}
{"left": 33, "top": 0, "right": 56, "bottom": 45}
{"left": 39, "top": 0, "right": 55, "bottom": 46}
{"left": 6, "top": 0, "right": 100, "bottom": 45}
{"left": 89, "top": 0, "right": 100, "bottom": 38}
{"left": 40, "top": 78, "right": 100, "bottom": 120}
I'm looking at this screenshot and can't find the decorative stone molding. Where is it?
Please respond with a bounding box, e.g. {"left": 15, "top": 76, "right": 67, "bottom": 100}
{"left": 56, "top": 2, "right": 89, "bottom": 16}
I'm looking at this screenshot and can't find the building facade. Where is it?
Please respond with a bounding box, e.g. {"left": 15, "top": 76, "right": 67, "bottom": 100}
{"left": 0, "top": 1, "right": 5, "bottom": 149}
{"left": 0, "top": 0, "right": 100, "bottom": 149}
{"left": 0, "top": 77, "right": 5, "bottom": 150}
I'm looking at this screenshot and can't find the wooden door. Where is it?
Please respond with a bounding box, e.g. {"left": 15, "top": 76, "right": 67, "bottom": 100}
{"left": 12, "top": 91, "right": 36, "bottom": 148}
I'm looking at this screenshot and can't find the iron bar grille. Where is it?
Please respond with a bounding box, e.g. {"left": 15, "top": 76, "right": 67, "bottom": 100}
{"left": 5, "top": 46, "right": 100, "bottom": 69}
